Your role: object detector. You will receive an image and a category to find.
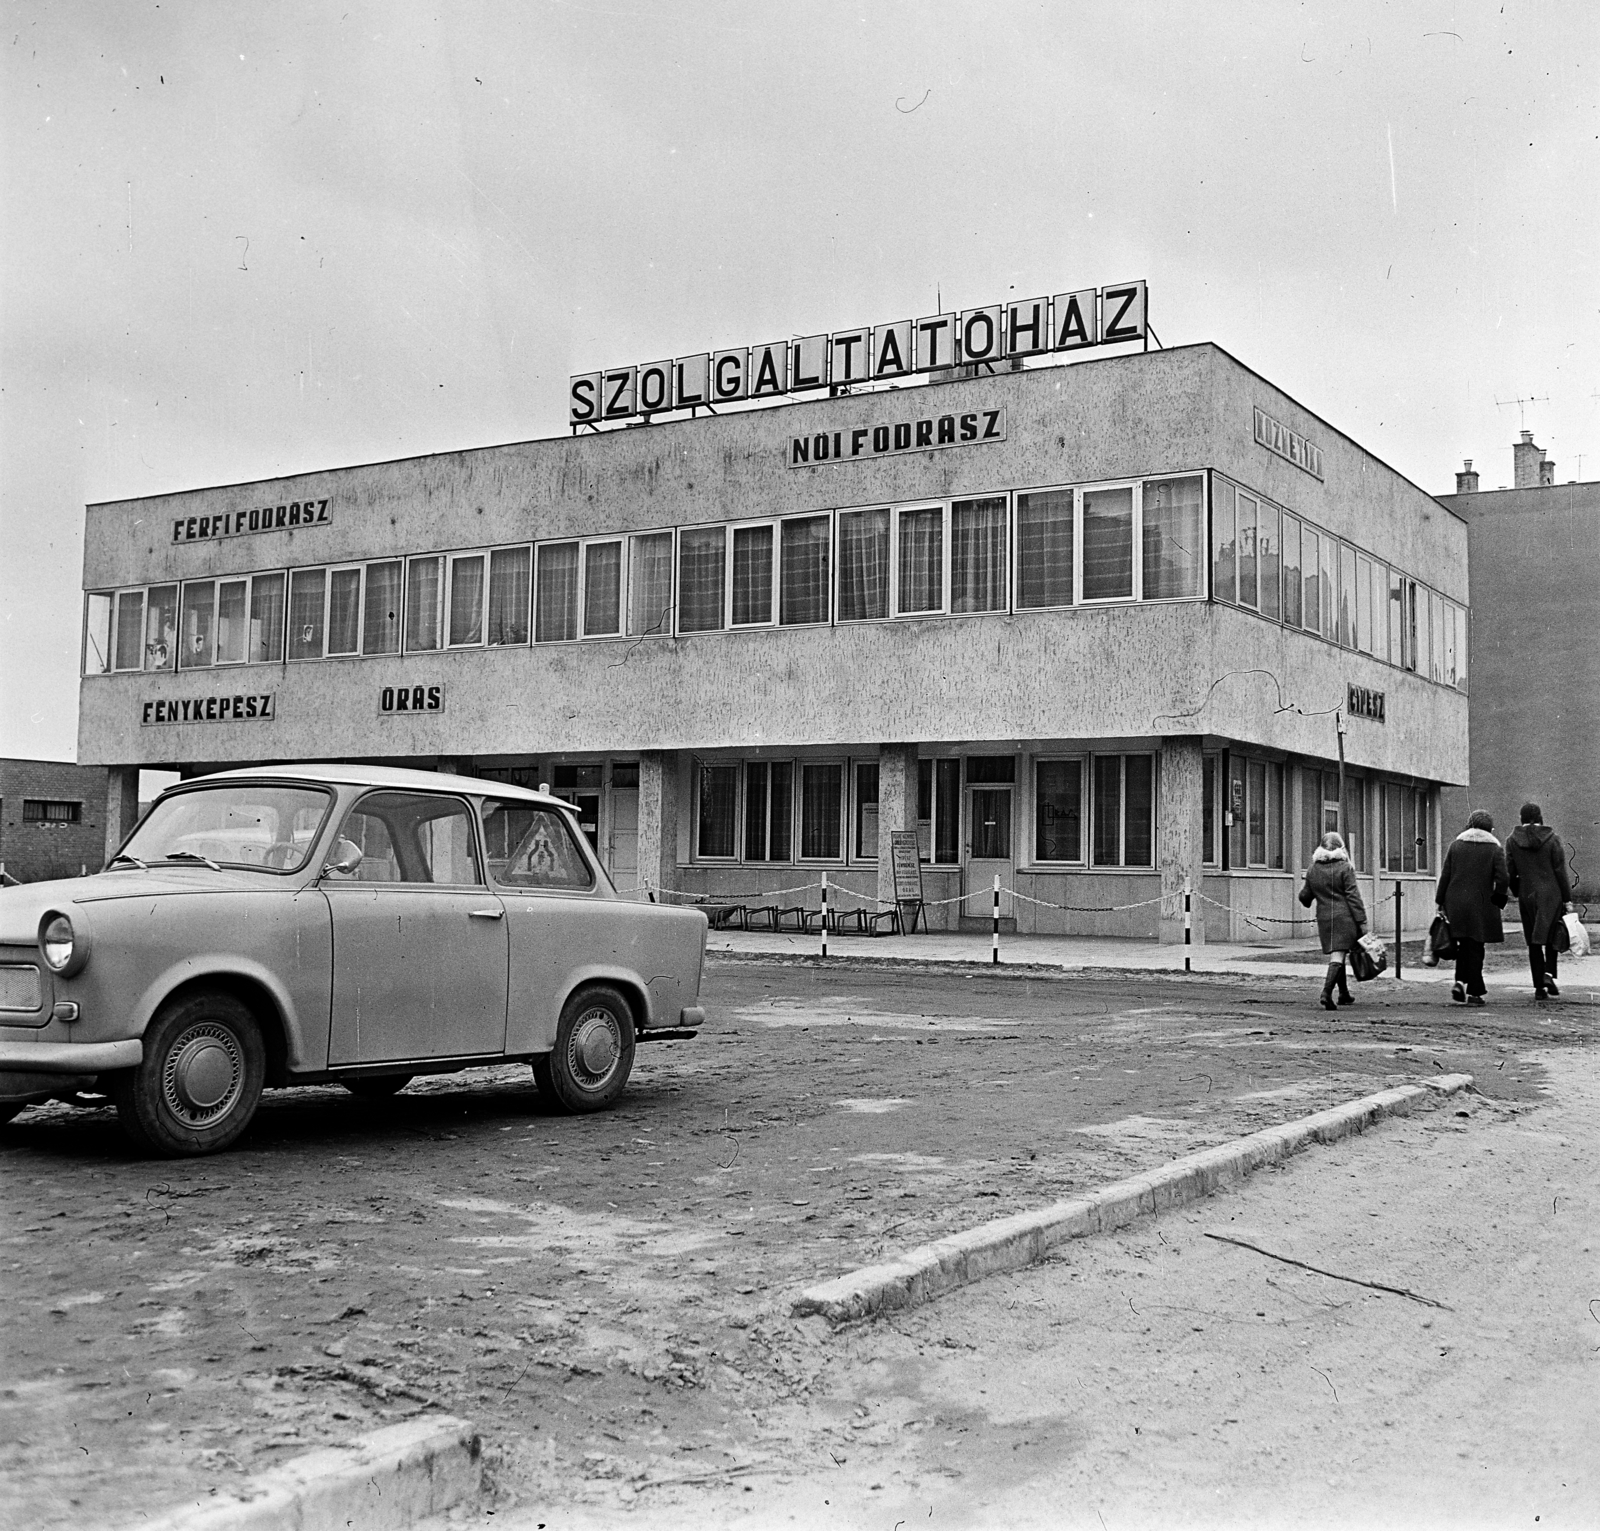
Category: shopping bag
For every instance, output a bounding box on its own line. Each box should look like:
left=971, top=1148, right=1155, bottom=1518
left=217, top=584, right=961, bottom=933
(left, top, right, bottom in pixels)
left=1426, top=914, right=1455, bottom=965
left=1563, top=911, right=1591, bottom=959
left=1350, top=932, right=1388, bottom=982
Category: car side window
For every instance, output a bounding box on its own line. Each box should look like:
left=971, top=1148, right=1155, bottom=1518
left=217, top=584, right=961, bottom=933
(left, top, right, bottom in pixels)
left=334, top=792, right=484, bottom=885
left=481, top=801, right=595, bottom=891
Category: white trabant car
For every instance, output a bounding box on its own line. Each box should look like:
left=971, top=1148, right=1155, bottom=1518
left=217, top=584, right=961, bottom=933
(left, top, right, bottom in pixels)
left=0, top=764, right=707, bottom=1156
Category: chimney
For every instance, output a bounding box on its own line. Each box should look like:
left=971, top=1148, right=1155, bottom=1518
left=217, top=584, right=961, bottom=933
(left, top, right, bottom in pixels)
left=1513, top=429, right=1545, bottom=489
left=1538, top=456, right=1556, bottom=487
left=1455, top=459, right=1479, bottom=494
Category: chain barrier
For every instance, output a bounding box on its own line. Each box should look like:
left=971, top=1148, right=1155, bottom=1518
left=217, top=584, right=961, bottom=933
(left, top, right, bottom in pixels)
left=1191, top=888, right=1318, bottom=932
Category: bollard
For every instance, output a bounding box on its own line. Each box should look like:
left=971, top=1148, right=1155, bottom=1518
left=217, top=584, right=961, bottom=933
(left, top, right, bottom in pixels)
left=992, top=874, right=1001, bottom=965
left=1184, top=882, right=1193, bottom=973
left=820, top=870, right=829, bottom=960
left=1393, top=879, right=1403, bottom=981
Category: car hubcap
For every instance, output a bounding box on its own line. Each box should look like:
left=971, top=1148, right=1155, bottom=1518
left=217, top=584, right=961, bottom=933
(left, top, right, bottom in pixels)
left=570, top=1008, right=620, bottom=1087
left=162, top=1023, right=244, bottom=1127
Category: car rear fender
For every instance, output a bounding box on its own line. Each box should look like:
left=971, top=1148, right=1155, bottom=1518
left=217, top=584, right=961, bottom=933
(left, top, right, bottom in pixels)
left=549, top=966, right=660, bottom=1044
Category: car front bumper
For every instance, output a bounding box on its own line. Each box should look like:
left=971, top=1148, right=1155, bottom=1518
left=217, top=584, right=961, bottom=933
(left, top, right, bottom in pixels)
left=0, top=1038, right=143, bottom=1075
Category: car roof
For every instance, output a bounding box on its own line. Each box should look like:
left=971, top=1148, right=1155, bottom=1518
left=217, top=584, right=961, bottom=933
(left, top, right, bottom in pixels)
left=170, top=762, right=569, bottom=810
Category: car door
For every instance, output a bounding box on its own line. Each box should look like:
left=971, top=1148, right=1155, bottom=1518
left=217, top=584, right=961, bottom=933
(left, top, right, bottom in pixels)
left=323, top=789, right=508, bottom=1065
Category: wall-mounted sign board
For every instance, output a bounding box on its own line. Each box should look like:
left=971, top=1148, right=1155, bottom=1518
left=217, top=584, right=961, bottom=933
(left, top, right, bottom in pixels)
left=172, top=500, right=332, bottom=543
left=142, top=693, right=276, bottom=725
left=1347, top=684, right=1386, bottom=722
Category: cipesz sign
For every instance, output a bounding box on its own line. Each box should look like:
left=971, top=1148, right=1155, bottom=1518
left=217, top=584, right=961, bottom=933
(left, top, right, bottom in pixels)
left=1346, top=684, right=1386, bottom=723
left=571, top=281, right=1147, bottom=427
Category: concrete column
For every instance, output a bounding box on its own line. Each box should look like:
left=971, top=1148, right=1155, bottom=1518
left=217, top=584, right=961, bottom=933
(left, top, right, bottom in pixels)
left=637, top=750, right=681, bottom=898
left=875, top=744, right=920, bottom=911
left=104, top=766, right=141, bottom=868
left=1158, top=738, right=1205, bottom=945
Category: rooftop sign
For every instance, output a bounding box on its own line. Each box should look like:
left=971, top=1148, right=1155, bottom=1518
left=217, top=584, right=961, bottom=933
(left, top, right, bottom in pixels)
left=570, top=281, right=1147, bottom=428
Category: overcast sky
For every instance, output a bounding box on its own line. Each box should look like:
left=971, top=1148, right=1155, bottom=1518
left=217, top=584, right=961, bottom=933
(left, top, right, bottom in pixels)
left=3, top=0, right=1596, bottom=760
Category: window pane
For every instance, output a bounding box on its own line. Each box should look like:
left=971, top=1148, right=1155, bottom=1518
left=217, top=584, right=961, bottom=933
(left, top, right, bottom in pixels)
left=1258, top=501, right=1281, bottom=619
left=1016, top=489, right=1073, bottom=608
left=1227, top=755, right=1246, bottom=868
left=288, top=569, right=326, bottom=660
left=1212, top=478, right=1237, bottom=604
left=1081, top=486, right=1133, bottom=600
left=1269, top=762, right=1284, bottom=869
left=1247, top=759, right=1267, bottom=864
left=950, top=496, right=1007, bottom=613
left=838, top=508, right=889, bottom=620
left=179, top=581, right=215, bottom=668
left=1092, top=756, right=1122, bottom=866
left=779, top=516, right=830, bottom=625
left=769, top=760, right=793, bottom=861
left=482, top=802, right=594, bottom=890
left=1319, top=534, right=1337, bottom=639
left=249, top=573, right=285, bottom=663
left=897, top=505, right=943, bottom=613
left=449, top=555, right=485, bottom=646
left=731, top=524, right=774, bottom=626
left=1355, top=555, right=1373, bottom=653
left=84, top=592, right=113, bottom=674
left=145, top=584, right=178, bottom=670
left=1432, top=595, right=1446, bottom=683
left=1123, top=755, right=1154, bottom=867
left=800, top=763, right=842, bottom=859
left=744, top=762, right=769, bottom=861
left=696, top=764, right=737, bottom=858
left=1302, top=528, right=1321, bottom=634
left=1236, top=494, right=1259, bottom=608
left=1035, top=759, right=1082, bottom=862
left=327, top=568, right=361, bottom=655
left=536, top=542, right=580, bottom=642
left=1142, top=476, right=1203, bottom=600
left=406, top=557, right=443, bottom=651
left=362, top=561, right=402, bottom=654
left=1280, top=516, right=1302, bottom=626
left=1202, top=754, right=1217, bottom=865
left=1338, top=544, right=1357, bottom=647
left=583, top=541, right=622, bottom=636
left=1415, top=789, right=1431, bottom=871
left=970, top=787, right=1010, bottom=858
left=626, top=532, right=673, bottom=637
left=114, top=589, right=146, bottom=670
left=216, top=579, right=248, bottom=664
left=855, top=762, right=879, bottom=858
left=337, top=792, right=482, bottom=885
left=678, top=527, right=726, bottom=633
left=934, top=758, right=960, bottom=863
left=1456, top=605, right=1468, bottom=689
left=488, top=547, right=531, bottom=645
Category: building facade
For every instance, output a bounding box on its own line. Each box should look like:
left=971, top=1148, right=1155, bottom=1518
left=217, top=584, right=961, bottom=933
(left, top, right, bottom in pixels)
left=1438, top=433, right=1598, bottom=901
left=0, top=759, right=112, bottom=883
left=77, top=342, right=1468, bottom=941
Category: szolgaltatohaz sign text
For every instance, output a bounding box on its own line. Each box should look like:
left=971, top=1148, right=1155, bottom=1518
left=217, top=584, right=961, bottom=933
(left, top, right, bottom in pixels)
left=789, top=408, right=1005, bottom=468
left=570, top=281, right=1147, bottom=426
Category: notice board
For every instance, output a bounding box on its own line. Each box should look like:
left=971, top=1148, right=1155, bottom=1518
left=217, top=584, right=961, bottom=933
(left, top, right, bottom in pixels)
left=888, top=830, right=924, bottom=906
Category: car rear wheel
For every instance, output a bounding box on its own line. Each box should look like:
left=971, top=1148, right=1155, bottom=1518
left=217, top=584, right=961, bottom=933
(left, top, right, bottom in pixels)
left=111, top=991, right=265, bottom=1157
left=342, top=1074, right=413, bottom=1099
left=532, top=985, right=635, bottom=1114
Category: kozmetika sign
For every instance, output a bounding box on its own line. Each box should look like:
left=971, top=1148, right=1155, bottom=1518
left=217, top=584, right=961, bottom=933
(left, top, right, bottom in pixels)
left=1253, top=407, right=1324, bottom=481
left=571, top=281, right=1147, bottom=426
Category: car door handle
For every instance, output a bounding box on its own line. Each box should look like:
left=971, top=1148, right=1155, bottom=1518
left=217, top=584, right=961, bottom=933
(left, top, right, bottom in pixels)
left=467, top=908, right=504, bottom=920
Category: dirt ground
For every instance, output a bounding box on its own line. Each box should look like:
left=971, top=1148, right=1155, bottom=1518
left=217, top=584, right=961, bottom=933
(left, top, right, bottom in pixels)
left=1, top=956, right=1594, bottom=1529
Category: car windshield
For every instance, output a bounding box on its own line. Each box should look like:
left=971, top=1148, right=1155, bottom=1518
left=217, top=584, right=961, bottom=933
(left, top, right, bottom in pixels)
left=121, top=783, right=334, bottom=873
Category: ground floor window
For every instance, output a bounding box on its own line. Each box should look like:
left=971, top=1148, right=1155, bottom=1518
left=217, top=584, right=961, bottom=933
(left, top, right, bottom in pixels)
left=696, top=762, right=738, bottom=858
left=743, top=761, right=793, bottom=862
left=1227, top=755, right=1284, bottom=869
left=22, top=799, right=82, bottom=825
left=1035, top=758, right=1084, bottom=863
left=1299, top=767, right=1366, bottom=872
left=799, top=763, right=843, bottom=860
left=917, top=758, right=960, bottom=863
left=1202, top=754, right=1218, bottom=866
left=1381, top=783, right=1432, bottom=873
left=1091, top=754, right=1154, bottom=867
left=854, top=763, right=879, bottom=859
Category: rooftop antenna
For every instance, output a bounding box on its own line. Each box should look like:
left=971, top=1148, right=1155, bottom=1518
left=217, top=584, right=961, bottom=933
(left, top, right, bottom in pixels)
left=1493, top=394, right=1548, bottom=431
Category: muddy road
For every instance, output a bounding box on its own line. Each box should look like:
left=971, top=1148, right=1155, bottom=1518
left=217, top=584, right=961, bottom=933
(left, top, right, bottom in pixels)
left=2, top=958, right=1592, bottom=1526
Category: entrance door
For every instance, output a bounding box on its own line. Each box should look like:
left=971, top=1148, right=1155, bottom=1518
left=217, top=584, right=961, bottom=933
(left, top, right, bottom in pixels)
left=964, top=786, right=1014, bottom=917
left=607, top=782, right=639, bottom=891
left=551, top=764, right=603, bottom=854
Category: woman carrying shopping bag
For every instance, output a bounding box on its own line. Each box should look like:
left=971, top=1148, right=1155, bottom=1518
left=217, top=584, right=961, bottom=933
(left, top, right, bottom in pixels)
left=1298, top=831, right=1366, bottom=1011
left=1505, top=802, right=1574, bottom=999
left=1435, top=809, right=1510, bottom=1006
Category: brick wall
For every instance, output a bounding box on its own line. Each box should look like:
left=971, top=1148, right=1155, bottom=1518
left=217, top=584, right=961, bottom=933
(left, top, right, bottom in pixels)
left=0, top=759, right=110, bottom=883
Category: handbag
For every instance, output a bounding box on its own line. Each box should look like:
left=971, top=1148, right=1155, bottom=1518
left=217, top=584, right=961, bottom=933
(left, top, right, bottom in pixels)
left=1563, top=911, right=1591, bottom=959
left=1350, top=931, right=1388, bottom=982
left=1427, top=913, right=1455, bottom=963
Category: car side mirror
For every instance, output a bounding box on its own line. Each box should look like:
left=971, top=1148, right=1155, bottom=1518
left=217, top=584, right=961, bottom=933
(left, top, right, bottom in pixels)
left=321, top=838, right=364, bottom=878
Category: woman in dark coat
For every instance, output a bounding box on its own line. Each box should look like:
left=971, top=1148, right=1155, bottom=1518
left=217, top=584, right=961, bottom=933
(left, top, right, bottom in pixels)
left=1505, top=802, right=1573, bottom=999
left=1298, top=831, right=1366, bottom=1011
left=1435, top=809, right=1509, bottom=1006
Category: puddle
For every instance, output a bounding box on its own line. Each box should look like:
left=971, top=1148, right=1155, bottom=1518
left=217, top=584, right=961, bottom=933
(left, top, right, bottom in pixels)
left=833, top=1098, right=912, bottom=1114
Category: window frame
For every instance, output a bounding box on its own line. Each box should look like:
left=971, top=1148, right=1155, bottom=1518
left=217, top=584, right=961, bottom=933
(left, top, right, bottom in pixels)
left=891, top=500, right=951, bottom=618
left=727, top=519, right=779, bottom=630
left=1090, top=752, right=1156, bottom=869
left=797, top=758, right=846, bottom=863
left=1031, top=755, right=1087, bottom=866
left=777, top=511, right=833, bottom=627
left=447, top=550, right=489, bottom=649
left=1013, top=485, right=1076, bottom=612
left=404, top=554, right=446, bottom=653
left=835, top=505, right=892, bottom=624
left=324, top=562, right=367, bottom=659
left=1140, top=472, right=1209, bottom=604
left=1078, top=479, right=1142, bottom=605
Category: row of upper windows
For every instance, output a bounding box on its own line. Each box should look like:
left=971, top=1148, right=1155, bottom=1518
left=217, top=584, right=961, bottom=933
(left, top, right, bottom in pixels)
left=80, top=472, right=1463, bottom=686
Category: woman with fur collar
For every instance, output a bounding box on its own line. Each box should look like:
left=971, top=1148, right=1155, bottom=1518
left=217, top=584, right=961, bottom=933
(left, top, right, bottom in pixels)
left=1505, top=802, right=1573, bottom=999
left=1435, top=809, right=1509, bottom=1005
left=1297, top=831, right=1366, bottom=1011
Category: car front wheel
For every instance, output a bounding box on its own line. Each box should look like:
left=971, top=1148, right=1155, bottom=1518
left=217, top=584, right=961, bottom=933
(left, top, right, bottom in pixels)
left=532, top=985, right=635, bottom=1114
left=112, top=991, right=266, bottom=1157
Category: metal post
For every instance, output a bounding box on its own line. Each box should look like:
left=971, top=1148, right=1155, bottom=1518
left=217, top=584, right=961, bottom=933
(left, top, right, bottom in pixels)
left=1335, top=711, right=1347, bottom=839
left=820, top=870, right=829, bottom=960
left=1184, top=882, right=1193, bottom=974
left=992, top=874, right=1001, bottom=966
left=1393, top=879, right=1403, bottom=981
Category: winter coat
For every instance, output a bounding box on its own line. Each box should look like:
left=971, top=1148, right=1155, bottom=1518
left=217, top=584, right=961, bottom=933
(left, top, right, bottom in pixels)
left=1435, top=828, right=1509, bottom=944
left=1505, top=824, right=1572, bottom=946
left=1298, top=846, right=1366, bottom=953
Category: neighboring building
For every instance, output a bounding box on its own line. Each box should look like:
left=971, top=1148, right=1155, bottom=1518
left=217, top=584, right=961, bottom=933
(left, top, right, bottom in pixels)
left=75, top=338, right=1469, bottom=942
left=1437, top=432, right=1599, bottom=902
left=0, top=759, right=111, bottom=883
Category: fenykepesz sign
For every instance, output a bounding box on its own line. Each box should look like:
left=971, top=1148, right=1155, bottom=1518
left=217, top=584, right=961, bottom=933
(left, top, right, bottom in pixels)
left=571, top=281, right=1147, bottom=427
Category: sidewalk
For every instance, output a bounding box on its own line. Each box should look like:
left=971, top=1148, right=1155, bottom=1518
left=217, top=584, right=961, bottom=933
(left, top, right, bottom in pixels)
left=707, top=925, right=1600, bottom=997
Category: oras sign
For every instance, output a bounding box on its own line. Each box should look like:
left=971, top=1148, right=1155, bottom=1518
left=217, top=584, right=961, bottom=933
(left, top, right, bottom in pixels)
left=570, top=281, right=1147, bottom=426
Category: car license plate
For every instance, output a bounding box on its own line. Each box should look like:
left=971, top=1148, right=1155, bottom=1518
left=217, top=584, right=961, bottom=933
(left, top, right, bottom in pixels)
left=0, top=964, right=42, bottom=1012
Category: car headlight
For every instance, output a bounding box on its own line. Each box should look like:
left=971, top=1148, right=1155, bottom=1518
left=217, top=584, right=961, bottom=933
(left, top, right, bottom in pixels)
left=39, top=910, right=90, bottom=977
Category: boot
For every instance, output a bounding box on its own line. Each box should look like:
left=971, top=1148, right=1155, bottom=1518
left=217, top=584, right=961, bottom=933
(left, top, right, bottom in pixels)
left=1336, top=968, right=1355, bottom=1005
left=1319, top=964, right=1339, bottom=1011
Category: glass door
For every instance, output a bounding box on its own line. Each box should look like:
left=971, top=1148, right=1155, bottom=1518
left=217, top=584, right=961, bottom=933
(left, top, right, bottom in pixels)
left=964, top=786, right=1014, bottom=917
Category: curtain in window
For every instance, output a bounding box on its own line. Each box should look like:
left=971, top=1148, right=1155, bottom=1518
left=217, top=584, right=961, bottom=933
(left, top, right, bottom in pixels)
left=1123, top=755, right=1154, bottom=867
left=837, top=509, right=889, bottom=620
left=1081, top=488, right=1133, bottom=600
left=249, top=573, right=285, bottom=662
left=179, top=582, right=215, bottom=668
left=678, top=527, right=726, bottom=633
left=767, top=761, right=793, bottom=861
left=1092, top=756, right=1122, bottom=866
left=800, top=763, right=842, bottom=859
left=896, top=506, right=942, bottom=613
left=1269, top=762, right=1284, bottom=869
left=487, top=547, right=530, bottom=645
left=449, top=556, right=485, bottom=645
left=696, top=764, right=737, bottom=858
left=407, top=557, right=443, bottom=651
left=731, top=525, right=773, bottom=625
left=1247, top=759, right=1267, bottom=864
left=1142, top=477, right=1203, bottom=600
left=216, top=579, right=248, bottom=664
left=583, top=542, right=623, bottom=636
left=536, top=543, right=579, bottom=642
left=780, top=516, right=830, bottom=624
left=744, top=763, right=770, bottom=860
left=1016, top=489, right=1073, bottom=608
left=1035, top=760, right=1082, bottom=862
left=363, top=562, right=402, bottom=654
left=1202, top=754, right=1217, bottom=865
left=327, top=569, right=361, bottom=655
left=951, top=497, right=1006, bottom=613
left=627, top=532, right=673, bottom=637
left=114, top=590, right=145, bottom=671
left=288, top=569, right=325, bottom=660
left=1212, top=478, right=1237, bottom=604
left=145, top=584, right=178, bottom=671
left=855, top=763, right=880, bottom=859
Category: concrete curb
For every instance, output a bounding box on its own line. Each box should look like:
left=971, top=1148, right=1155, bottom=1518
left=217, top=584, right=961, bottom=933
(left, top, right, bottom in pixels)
left=127, top=1415, right=481, bottom=1531
left=792, top=1073, right=1474, bottom=1325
